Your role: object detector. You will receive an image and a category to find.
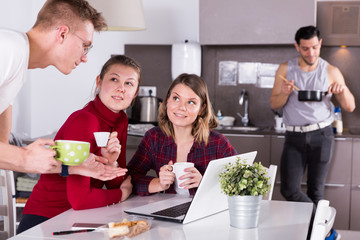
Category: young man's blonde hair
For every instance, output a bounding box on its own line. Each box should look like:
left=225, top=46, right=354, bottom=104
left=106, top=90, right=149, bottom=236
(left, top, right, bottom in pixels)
left=158, top=73, right=218, bottom=145
left=33, top=0, right=107, bottom=32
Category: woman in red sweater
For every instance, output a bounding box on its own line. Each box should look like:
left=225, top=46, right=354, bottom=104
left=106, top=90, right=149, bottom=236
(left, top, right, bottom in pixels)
left=18, top=55, right=141, bottom=233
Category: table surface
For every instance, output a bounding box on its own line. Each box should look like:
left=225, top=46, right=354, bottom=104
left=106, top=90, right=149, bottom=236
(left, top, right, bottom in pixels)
left=10, top=194, right=313, bottom=240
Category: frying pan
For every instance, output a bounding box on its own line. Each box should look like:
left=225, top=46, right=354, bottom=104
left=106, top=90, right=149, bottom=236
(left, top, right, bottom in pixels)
left=279, top=75, right=328, bottom=102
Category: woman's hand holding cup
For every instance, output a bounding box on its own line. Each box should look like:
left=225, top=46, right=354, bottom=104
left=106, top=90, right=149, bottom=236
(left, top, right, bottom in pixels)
left=158, top=160, right=175, bottom=191
left=98, top=132, right=121, bottom=167
left=178, top=165, right=202, bottom=189
left=172, top=162, right=198, bottom=191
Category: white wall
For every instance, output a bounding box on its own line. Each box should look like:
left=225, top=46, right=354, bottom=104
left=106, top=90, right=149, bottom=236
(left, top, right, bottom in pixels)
left=0, top=0, right=199, bottom=139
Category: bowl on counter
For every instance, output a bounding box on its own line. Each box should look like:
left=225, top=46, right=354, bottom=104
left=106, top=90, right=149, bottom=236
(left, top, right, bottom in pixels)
left=218, top=116, right=235, bottom=127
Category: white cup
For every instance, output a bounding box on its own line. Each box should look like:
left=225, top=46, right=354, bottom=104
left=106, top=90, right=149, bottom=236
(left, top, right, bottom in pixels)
left=93, top=132, right=110, bottom=147
left=274, top=116, right=285, bottom=131
left=172, top=162, right=194, bottom=190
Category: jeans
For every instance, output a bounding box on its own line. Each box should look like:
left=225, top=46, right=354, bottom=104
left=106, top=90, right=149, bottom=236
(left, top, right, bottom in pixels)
left=17, top=214, right=49, bottom=234
left=280, top=125, right=334, bottom=240
left=280, top=125, right=334, bottom=204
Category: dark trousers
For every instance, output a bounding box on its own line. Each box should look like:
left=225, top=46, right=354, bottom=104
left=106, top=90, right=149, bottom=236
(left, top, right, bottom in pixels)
left=17, top=214, right=49, bottom=234
left=280, top=125, right=334, bottom=239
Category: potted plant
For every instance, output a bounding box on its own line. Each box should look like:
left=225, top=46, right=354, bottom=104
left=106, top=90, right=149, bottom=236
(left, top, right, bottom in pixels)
left=219, top=158, right=270, bottom=229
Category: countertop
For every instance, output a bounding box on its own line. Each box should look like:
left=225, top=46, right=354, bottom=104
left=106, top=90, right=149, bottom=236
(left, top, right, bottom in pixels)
left=216, top=127, right=360, bottom=138
left=128, top=126, right=360, bottom=139
left=22, top=125, right=360, bottom=146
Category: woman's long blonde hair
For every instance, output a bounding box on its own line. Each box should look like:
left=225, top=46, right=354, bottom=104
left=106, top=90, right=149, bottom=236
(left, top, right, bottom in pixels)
left=158, top=73, right=218, bottom=145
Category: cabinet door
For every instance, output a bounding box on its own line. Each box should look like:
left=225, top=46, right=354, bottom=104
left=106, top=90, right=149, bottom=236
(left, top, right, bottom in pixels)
left=351, top=139, right=360, bottom=230
left=224, top=134, right=270, bottom=167
left=270, top=135, right=285, bottom=201
left=327, top=138, right=352, bottom=184
left=200, top=0, right=316, bottom=44
left=326, top=138, right=352, bottom=230
left=126, top=135, right=142, bottom=164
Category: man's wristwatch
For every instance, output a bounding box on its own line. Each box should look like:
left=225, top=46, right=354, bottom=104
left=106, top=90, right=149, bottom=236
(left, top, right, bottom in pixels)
left=60, top=165, right=69, bottom=177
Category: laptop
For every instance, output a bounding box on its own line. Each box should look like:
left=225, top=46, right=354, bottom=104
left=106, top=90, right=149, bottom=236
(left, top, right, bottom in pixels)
left=124, top=151, right=257, bottom=224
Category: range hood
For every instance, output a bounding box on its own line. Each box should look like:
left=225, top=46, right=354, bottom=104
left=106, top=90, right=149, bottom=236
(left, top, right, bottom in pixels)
left=317, top=1, right=360, bottom=46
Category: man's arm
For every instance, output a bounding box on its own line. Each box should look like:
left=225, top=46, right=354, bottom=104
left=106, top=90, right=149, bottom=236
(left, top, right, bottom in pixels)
left=328, top=65, right=356, bottom=112
left=0, top=105, right=61, bottom=172
left=270, top=63, right=293, bottom=110
left=0, top=139, right=61, bottom=173
left=0, top=140, right=125, bottom=181
left=0, top=105, right=12, bottom=143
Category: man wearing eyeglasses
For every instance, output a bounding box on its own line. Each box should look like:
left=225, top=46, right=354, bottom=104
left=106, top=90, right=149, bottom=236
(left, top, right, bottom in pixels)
left=0, top=0, right=124, bottom=181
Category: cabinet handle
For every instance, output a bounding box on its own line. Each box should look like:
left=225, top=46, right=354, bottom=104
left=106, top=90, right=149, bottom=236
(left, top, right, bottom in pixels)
left=225, top=134, right=265, bottom=138
left=299, top=183, right=345, bottom=188
left=324, top=183, right=345, bottom=187
left=334, top=138, right=349, bottom=141
left=276, top=182, right=345, bottom=188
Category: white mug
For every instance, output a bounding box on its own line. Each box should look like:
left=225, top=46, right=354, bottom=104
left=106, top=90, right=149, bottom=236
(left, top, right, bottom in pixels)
left=93, top=132, right=110, bottom=147
left=172, top=162, right=194, bottom=193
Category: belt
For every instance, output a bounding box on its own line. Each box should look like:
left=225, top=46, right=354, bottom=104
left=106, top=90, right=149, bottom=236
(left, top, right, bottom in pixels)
left=285, top=121, right=333, bottom=133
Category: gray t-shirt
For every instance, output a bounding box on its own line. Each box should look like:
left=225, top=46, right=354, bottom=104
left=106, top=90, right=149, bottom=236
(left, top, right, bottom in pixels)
left=283, top=57, right=334, bottom=126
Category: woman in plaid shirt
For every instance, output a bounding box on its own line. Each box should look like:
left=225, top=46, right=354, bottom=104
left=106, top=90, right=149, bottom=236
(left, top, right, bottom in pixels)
left=128, top=73, right=237, bottom=196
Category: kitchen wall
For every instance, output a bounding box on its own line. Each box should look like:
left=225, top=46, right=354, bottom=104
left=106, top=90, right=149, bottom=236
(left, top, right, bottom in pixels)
left=125, top=44, right=360, bottom=129
left=2, top=0, right=359, bottom=138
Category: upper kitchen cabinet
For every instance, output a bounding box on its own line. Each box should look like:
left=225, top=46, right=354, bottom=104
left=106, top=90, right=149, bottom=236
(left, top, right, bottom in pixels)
left=199, top=0, right=316, bottom=45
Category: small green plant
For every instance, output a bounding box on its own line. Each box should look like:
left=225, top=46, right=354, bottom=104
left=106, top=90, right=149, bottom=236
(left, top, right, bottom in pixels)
left=219, top=158, right=270, bottom=196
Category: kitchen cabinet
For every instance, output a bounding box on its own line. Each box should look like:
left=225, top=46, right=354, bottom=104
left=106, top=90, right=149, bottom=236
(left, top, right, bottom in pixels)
left=270, top=135, right=352, bottom=230
left=350, top=138, right=360, bottom=230
left=126, top=135, right=157, bottom=177
left=199, top=0, right=316, bottom=45
left=126, top=135, right=142, bottom=164
left=224, top=134, right=271, bottom=167
left=270, top=135, right=285, bottom=201
left=324, top=137, right=352, bottom=230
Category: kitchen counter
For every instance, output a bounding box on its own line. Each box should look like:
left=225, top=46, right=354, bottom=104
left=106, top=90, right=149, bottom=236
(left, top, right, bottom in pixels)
left=215, top=126, right=360, bottom=139
left=128, top=127, right=360, bottom=139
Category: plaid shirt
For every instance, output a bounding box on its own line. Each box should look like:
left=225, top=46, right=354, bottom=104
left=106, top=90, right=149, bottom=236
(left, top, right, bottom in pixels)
left=127, top=127, right=237, bottom=196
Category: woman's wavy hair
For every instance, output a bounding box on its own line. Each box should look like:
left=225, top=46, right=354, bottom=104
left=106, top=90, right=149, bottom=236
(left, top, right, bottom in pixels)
left=158, top=73, right=218, bottom=145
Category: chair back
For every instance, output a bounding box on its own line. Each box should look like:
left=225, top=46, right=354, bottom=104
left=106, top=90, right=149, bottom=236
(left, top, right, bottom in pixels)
left=310, top=199, right=336, bottom=240
left=263, top=165, right=277, bottom=200
left=0, top=170, right=16, bottom=238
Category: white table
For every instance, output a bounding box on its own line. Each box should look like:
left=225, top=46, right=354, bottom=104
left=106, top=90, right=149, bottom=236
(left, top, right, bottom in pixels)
left=10, top=194, right=313, bottom=240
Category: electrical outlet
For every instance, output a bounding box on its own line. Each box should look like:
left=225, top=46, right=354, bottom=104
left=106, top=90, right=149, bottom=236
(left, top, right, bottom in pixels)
left=139, top=86, right=157, bottom=97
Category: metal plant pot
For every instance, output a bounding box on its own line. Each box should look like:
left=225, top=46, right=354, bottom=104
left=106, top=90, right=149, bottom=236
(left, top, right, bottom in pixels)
left=227, top=195, right=262, bottom=229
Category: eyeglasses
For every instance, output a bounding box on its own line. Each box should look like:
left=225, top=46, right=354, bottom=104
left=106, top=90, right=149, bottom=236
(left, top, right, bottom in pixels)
left=72, top=32, right=93, bottom=56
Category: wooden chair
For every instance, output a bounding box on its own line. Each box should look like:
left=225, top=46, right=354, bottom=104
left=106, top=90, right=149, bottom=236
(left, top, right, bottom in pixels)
left=310, top=199, right=336, bottom=240
left=263, top=165, right=277, bottom=200
left=0, top=170, right=16, bottom=239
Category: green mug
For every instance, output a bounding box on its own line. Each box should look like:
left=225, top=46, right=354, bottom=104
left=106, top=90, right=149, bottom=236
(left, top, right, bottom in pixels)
left=52, top=140, right=90, bottom=166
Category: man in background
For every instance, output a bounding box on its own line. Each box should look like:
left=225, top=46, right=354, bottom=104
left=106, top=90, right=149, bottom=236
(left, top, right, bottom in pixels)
left=0, top=0, right=123, bottom=180
left=270, top=25, right=355, bottom=240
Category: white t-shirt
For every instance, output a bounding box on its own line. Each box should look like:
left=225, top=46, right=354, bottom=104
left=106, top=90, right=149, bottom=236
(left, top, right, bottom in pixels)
left=0, top=29, right=29, bottom=114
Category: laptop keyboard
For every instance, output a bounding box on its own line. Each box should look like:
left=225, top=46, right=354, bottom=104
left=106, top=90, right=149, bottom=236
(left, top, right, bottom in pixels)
left=151, top=201, right=191, bottom=218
